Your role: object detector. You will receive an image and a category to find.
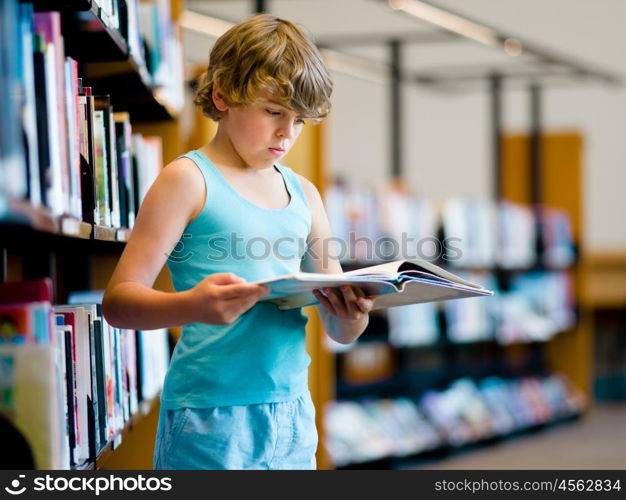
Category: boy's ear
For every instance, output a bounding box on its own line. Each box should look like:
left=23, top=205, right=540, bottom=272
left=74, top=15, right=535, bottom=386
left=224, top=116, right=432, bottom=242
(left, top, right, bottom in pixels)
left=212, top=87, right=229, bottom=112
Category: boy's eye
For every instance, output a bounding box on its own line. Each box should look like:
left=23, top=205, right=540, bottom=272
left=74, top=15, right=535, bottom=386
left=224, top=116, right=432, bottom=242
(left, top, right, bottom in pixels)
left=266, top=108, right=305, bottom=124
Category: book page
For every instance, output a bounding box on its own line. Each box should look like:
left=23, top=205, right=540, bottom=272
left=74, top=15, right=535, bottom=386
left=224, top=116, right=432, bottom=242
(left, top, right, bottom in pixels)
left=342, top=260, right=403, bottom=278
left=342, top=258, right=485, bottom=290
left=398, top=260, right=485, bottom=289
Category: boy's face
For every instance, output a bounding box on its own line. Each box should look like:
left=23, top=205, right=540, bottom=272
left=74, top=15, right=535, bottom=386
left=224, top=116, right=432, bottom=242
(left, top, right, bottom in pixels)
left=221, top=94, right=305, bottom=169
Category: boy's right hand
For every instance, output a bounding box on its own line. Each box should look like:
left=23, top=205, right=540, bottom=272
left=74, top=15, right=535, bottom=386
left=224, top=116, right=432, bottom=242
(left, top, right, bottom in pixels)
left=189, top=272, right=270, bottom=325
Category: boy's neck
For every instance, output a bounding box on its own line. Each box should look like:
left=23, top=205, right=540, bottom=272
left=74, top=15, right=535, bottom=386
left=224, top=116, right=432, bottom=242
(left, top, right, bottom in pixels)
left=201, top=127, right=273, bottom=174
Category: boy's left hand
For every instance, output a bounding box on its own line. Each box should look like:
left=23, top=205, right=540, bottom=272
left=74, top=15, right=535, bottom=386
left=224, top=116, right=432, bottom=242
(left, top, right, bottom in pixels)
left=312, top=286, right=377, bottom=320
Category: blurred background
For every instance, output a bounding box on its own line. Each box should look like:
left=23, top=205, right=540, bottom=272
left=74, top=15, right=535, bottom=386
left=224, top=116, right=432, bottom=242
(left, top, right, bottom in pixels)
left=1, top=0, right=625, bottom=470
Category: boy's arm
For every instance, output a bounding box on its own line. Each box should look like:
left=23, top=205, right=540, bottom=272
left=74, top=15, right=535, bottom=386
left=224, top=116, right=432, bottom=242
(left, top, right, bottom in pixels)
left=297, top=174, right=375, bottom=344
left=102, top=158, right=267, bottom=330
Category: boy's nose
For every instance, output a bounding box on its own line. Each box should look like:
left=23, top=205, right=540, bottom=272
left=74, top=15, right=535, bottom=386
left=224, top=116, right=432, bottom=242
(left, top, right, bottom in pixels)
left=277, top=125, right=295, bottom=140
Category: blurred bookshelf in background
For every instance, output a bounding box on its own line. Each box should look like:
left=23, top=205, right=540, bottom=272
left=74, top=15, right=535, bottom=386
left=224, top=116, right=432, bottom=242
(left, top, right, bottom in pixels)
left=322, top=182, right=586, bottom=469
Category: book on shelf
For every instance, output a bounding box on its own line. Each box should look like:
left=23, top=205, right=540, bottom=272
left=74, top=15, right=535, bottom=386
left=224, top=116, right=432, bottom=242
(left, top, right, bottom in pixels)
left=0, top=279, right=171, bottom=469
left=0, top=0, right=27, bottom=200
left=255, top=258, right=494, bottom=310
left=444, top=272, right=496, bottom=343
left=1, top=1, right=174, bottom=231
left=496, top=271, right=575, bottom=344
left=325, top=373, right=585, bottom=467
left=387, top=302, right=439, bottom=347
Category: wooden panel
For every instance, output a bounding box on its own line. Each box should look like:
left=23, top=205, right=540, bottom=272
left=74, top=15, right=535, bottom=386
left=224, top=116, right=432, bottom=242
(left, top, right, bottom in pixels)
left=503, top=131, right=590, bottom=396
left=186, top=107, right=217, bottom=152
left=170, top=0, right=185, bottom=20
left=502, top=132, right=582, bottom=240
left=545, top=312, right=594, bottom=398
left=283, top=122, right=326, bottom=189
left=501, top=135, right=530, bottom=205
left=542, top=134, right=583, bottom=241
left=131, top=120, right=185, bottom=165
left=186, top=65, right=218, bottom=151
left=581, top=251, right=626, bottom=308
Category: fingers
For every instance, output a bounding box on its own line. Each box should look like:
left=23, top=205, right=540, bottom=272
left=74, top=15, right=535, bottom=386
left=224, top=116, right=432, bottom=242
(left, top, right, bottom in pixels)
left=314, top=286, right=377, bottom=318
left=313, top=289, right=337, bottom=315
left=218, top=283, right=268, bottom=300
left=313, top=287, right=349, bottom=317
left=356, top=296, right=376, bottom=313
left=221, top=285, right=270, bottom=319
left=324, top=287, right=348, bottom=316
left=339, top=286, right=361, bottom=316
left=224, top=293, right=262, bottom=317
left=208, top=272, right=246, bottom=285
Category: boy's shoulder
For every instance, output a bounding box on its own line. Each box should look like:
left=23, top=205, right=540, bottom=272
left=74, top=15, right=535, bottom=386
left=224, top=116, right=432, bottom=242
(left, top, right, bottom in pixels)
left=155, top=155, right=207, bottom=217
left=160, top=155, right=206, bottom=185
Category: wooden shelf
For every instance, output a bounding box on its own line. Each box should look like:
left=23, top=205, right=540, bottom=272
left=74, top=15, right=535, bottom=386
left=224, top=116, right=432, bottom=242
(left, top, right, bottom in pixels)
left=93, top=224, right=118, bottom=242
left=83, top=60, right=179, bottom=121
left=1, top=198, right=91, bottom=240
left=60, top=217, right=93, bottom=239
left=32, top=0, right=179, bottom=121
left=116, top=228, right=132, bottom=242
left=33, top=1, right=128, bottom=62
left=93, top=395, right=160, bottom=469
left=0, top=197, right=130, bottom=250
left=581, top=251, right=626, bottom=308
left=3, top=0, right=182, bottom=472
left=2, top=197, right=59, bottom=234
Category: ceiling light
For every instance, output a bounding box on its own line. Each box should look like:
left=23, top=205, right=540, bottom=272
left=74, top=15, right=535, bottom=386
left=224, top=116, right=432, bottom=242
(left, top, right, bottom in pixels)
left=321, top=49, right=390, bottom=85
left=179, top=10, right=234, bottom=38
left=504, top=38, right=523, bottom=57
left=387, top=0, right=500, bottom=47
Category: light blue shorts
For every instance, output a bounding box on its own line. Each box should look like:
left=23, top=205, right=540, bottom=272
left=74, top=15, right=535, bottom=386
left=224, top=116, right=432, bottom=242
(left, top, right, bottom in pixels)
left=153, top=393, right=318, bottom=470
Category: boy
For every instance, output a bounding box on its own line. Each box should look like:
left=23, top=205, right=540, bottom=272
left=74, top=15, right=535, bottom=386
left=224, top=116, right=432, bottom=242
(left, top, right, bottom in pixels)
left=103, top=14, right=375, bottom=470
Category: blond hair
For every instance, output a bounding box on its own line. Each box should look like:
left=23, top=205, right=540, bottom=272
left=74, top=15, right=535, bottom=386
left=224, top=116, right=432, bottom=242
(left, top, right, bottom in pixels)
left=193, top=14, right=332, bottom=123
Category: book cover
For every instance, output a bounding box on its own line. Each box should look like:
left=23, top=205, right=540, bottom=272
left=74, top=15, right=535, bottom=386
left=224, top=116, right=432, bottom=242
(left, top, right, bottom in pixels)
left=19, top=3, right=41, bottom=207
left=32, top=34, right=51, bottom=208
left=55, top=307, right=91, bottom=465
left=34, top=11, right=70, bottom=216
left=0, top=344, right=64, bottom=469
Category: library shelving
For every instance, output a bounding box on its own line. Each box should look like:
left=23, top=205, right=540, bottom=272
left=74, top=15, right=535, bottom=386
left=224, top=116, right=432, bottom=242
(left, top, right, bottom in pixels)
left=317, top=136, right=589, bottom=468
left=1, top=0, right=333, bottom=470
left=0, top=0, right=185, bottom=470
left=31, top=0, right=182, bottom=121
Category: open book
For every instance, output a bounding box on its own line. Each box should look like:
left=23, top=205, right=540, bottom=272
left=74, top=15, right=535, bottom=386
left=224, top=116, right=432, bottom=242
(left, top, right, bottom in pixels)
left=254, top=259, right=494, bottom=310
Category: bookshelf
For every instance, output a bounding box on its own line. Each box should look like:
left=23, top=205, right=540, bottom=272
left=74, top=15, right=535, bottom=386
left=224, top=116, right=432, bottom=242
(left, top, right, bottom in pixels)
left=0, top=0, right=185, bottom=470
left=502, top=131, right=590, bottom=396
left=584, top=252, right=626, bottom=402
left=316, top=131, right=588, bottom=469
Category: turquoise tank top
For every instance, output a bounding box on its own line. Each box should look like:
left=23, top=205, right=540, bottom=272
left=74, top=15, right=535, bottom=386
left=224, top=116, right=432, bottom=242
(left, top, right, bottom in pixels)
left=160, top=150, right=312, bottom=409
